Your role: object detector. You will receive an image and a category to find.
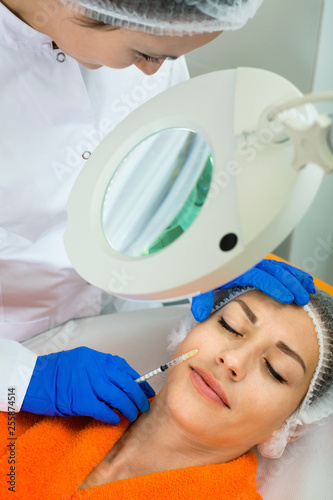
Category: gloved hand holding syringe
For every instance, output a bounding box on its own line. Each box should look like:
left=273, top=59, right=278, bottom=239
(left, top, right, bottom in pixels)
left=21, top=346, right=198, bottom=426
left=135, top=349, right=198, bottom=384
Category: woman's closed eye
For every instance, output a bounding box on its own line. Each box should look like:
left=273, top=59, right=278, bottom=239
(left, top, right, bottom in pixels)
left=218, top=316, right=243, bottom=337
left=264, top=360, right=287, bottom=384
left=218, top=316, right=287, bottom=384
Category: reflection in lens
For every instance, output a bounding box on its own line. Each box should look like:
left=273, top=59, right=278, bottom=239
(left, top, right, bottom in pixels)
left=141, top=153, right=212, bottom=255
left=102, top=128, right=213, bottom=257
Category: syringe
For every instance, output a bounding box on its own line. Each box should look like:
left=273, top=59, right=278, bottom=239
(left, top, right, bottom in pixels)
left=135, top=349, right=198, bottom=384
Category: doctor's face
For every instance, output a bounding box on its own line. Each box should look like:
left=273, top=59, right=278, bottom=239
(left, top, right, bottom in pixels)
left=52, top=25, right=220, bottom=72
left=33, top=4, right=221, bottom=73
left=165, top=291, right=319, bottom=456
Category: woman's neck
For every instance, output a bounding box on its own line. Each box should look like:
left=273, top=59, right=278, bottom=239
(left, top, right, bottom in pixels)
left=78, top=387, right=241, bottom=490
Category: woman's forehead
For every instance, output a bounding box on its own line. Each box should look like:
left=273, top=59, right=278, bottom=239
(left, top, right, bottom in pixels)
left=217, top=291, right=319, bottom=370
left=217, top=290, right=284, bottom=315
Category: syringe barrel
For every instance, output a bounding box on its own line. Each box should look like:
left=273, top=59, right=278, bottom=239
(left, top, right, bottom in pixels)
left=135, top=367, right=161, bottom=383
left=166, top=356, right=183, bottom=368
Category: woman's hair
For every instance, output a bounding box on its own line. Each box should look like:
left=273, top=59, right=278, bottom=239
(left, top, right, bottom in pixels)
left=60, top=0, right=264, bottom=35
left=167, top=285, right=333, bottom=459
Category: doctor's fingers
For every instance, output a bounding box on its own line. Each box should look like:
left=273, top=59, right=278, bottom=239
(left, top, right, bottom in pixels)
left=72, top=377, right=141, bottom=423
left=75, top=381, right=140, bottom=423
left=100, top=382, right=146, bottom=422
left=255, top=264, right=310, bottom=305
left=106, top=354, right=142, bottom=378
left=257, top=259, right=314, bottom=289
left=103, top=369, right=152, bottom=415
left=88, top=401, right=121, bottom=425
left=105, top=355, right=155, bottom=398
left=257, top=260, right=314, bottom=303
left=270, top=261, right=315, bottom=293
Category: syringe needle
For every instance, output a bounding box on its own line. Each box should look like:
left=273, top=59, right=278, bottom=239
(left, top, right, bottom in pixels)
left=135, top=349, right=198, bottom=384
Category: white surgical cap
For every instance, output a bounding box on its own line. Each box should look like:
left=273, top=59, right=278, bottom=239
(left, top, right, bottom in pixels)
left=59, top=0, right=264, bottom=35
left=167, top=285, right=333, bottom=459
left=258, top=286, right=333, bottom=458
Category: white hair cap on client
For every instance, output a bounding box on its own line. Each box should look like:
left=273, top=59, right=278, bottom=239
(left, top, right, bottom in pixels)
left=167, top=285, right=333, bottom=459
left=59, top=0, right=264, bottom=35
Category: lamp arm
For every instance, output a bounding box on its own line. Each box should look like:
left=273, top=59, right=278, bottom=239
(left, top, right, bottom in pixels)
left=328, top=121, right=333, bottom=155
left=263, top=91, right=333, bottom=174
left=267, top=91, right=333, bottom=120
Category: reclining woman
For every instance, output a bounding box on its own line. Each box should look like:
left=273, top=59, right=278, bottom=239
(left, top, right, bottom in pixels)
left=0, top=268, right=332, bottom=499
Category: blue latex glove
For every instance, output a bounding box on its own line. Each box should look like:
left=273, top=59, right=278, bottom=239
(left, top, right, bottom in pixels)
left=191, top=259, right=316, bottom=322
left=21, top=347, right=155, bottom=425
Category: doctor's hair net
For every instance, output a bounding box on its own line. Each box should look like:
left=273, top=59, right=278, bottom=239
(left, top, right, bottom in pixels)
left=59, top=0, right=264, bottom=36
left=167, top=285, right=333, bottom=459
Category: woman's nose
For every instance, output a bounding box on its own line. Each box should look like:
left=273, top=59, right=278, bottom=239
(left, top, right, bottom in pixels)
left=134, top=59, right=164, bottom=75
left=215, top=348, right=251, bottom=381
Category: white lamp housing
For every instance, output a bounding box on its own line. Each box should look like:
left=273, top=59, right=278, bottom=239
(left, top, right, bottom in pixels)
left=64, top=67, right=324, bottom=301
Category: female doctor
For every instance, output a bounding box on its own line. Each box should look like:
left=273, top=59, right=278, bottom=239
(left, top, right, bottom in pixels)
left=0, top=0, right=304, bottom=425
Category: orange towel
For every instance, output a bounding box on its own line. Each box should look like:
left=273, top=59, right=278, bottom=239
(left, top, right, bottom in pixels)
left=0, top=410, right=262, bottom=500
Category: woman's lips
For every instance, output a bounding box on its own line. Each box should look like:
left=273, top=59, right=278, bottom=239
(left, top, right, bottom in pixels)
left=190, top=367, right=230, bottom=408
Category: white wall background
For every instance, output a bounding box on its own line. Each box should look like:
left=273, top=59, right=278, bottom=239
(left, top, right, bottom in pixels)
left=185, top=0, right=333, bottom=285
left=288, top=0, right=333, bottom=285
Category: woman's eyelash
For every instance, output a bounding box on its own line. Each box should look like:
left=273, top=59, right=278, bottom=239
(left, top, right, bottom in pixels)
left=218, top=317, right=243, bottom=337
left=264, top=360, right=287, bottom=384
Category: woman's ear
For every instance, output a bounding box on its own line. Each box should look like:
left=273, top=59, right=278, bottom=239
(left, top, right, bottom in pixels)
left=287, top=435, right=299, bottom=443
left=287, top=423, right=303, bottom=443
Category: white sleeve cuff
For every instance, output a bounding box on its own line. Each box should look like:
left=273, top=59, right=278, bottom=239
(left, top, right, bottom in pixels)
left=0, top=340, right=38, bottom=412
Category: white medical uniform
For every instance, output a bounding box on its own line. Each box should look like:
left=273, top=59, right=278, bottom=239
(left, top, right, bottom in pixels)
left=0, top=3, right=189, bottom=410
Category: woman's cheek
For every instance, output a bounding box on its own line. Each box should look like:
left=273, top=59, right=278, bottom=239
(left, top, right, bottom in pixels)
left=172, top=321, right=221, bottom=365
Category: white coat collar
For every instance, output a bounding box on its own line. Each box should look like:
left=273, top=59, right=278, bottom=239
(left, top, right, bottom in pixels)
left=0, top=2, right=53, bottom=51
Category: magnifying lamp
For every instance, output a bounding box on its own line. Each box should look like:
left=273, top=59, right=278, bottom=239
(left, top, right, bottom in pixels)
left=64, top=67, right=333, bottom=301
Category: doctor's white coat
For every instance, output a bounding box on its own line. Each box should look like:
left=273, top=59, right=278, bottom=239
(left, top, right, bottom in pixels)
left=0, top=3, right=189, bottom=410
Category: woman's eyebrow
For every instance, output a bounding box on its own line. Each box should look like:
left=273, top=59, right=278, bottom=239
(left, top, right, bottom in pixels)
left=233, top=299, right=258, bottom=324
left=276, top=341, right=306, bottom=374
